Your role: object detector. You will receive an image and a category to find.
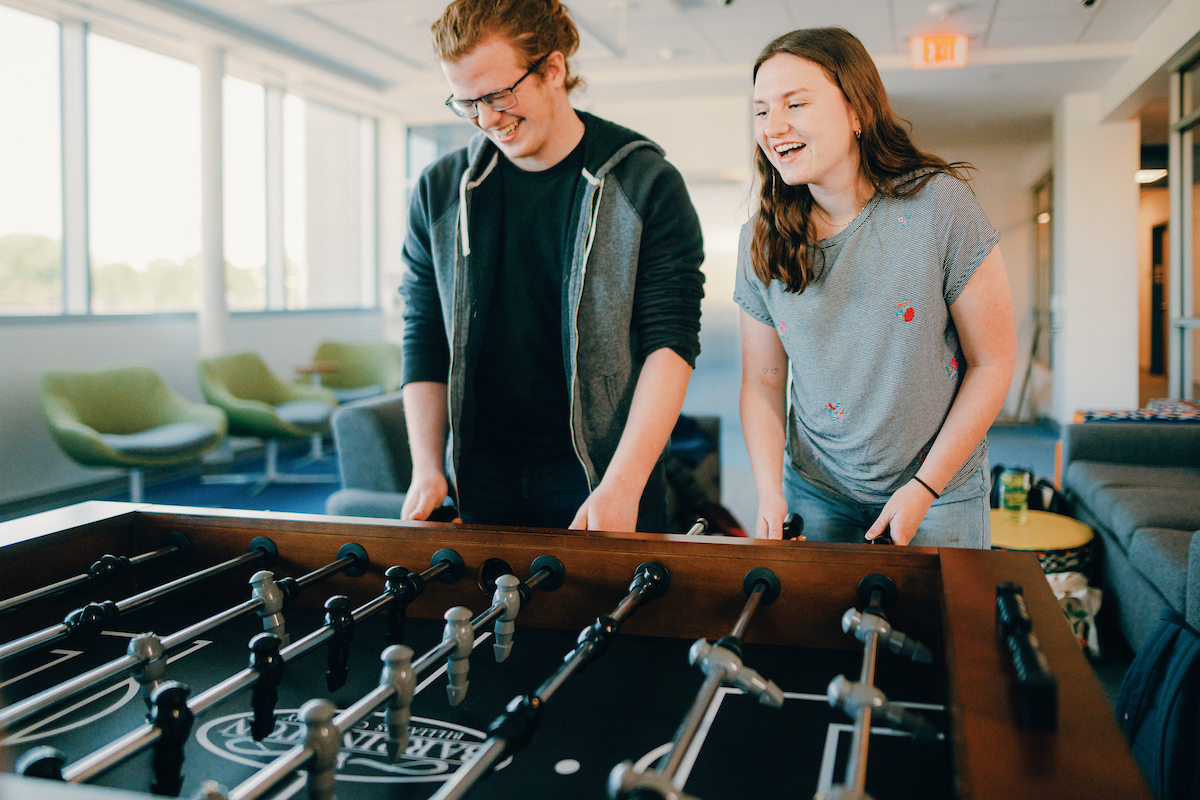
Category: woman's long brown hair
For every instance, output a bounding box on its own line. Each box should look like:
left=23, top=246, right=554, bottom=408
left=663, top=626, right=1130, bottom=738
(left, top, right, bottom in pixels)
left=751, top=27, right=972, bottom=293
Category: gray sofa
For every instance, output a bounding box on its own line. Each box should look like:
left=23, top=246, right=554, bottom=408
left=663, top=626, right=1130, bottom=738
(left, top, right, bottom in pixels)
left=325, top=391, right=722, bottom=532
left=1060, top=422, right=1200, bottom=651
left=325, top=392, right=413, bottom=519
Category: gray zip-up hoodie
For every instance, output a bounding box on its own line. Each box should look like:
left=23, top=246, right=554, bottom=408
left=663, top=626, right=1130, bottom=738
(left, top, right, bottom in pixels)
left=400, top=112, right=704, bottom=500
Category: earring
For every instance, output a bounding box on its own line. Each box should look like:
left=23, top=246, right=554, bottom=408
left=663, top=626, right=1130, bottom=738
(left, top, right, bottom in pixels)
left=854, top=129, right=861, bottom=139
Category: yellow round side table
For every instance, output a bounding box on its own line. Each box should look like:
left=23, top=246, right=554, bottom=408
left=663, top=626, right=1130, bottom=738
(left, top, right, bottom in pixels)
left=990, top=509, right=1095, bottom=574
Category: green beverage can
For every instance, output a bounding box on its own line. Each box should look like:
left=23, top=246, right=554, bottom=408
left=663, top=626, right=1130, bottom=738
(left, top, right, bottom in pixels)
left=1000, top=469, right=1030, bottom=525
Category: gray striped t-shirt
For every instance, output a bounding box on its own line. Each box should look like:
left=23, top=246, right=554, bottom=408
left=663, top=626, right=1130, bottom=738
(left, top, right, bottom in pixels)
left=734, top=171, right=1001, bottom=504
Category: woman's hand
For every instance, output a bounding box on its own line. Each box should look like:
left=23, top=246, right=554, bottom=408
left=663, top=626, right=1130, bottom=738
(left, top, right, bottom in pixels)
left=754, top=492, right=793, bottom=540
left=865, top=480, right=935, bottom=546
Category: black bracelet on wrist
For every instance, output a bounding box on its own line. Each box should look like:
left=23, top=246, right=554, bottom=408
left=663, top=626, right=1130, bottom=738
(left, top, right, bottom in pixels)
left=912, top=475, right=940, bottom=499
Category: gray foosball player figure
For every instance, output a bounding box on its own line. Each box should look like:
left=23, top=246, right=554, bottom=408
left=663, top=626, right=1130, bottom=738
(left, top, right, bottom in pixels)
left=443, top=607, right=474, bottom=706
left=301, top=699, right=339, bottom=800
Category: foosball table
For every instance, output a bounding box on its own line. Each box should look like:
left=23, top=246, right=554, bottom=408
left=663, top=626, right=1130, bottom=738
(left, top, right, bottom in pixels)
left=0, top=501, right=1150, bottom=800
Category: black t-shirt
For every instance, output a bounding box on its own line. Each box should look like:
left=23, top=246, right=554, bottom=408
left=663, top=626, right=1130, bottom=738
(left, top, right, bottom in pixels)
left=470, top=136, right=587, bottom=463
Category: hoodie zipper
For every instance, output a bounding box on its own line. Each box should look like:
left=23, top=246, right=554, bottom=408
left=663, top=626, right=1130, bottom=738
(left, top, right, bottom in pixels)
left=568, top=167, right=604, bottom=490
left=447, top=153, right=498, bottom=502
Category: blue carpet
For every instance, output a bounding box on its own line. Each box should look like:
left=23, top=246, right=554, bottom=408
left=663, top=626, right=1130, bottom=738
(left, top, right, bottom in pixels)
left=102, top=452, right=340, bottom=515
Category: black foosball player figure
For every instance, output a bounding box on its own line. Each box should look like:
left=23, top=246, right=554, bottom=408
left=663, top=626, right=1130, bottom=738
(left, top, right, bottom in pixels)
left=149, top=680, right=195, bottom=796
left=249, top=632, right=285, bottom=741
left=323, top=595, right=354, bottom=691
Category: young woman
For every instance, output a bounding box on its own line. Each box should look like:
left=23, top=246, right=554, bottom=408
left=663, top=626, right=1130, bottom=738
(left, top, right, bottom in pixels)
left=736, top=28, right=1016, bottom=547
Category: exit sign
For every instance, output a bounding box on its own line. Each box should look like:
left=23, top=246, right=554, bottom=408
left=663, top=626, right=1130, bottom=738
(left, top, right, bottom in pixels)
left=910, top=33, right=969, bottom=69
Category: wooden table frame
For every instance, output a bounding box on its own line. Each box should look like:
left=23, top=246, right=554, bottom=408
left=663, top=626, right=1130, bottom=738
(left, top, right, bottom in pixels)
left=0, top=502, right=1150, bottom=800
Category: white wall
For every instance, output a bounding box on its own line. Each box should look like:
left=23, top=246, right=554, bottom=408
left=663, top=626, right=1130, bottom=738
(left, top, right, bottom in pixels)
left=583, top=93, right=755, bottom=314
left=0, top=310, right=383, bottom=505
left=914, top=126, right=1054, bottom=420
left=1052, top=92, right=1141, bottom=423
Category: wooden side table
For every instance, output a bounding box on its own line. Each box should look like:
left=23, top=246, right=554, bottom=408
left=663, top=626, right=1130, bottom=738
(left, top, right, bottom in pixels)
left=990, top=508, right=1095, bottom=574
left=296, top=361, right=340, bottom=387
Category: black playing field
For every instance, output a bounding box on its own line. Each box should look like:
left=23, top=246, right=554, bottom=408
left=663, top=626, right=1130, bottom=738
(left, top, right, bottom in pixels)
left=1, top=590, right=952, bottom=800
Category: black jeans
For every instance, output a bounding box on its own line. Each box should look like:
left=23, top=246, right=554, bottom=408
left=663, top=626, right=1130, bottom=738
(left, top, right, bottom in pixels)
left=457, top=449, right=667, bottom=532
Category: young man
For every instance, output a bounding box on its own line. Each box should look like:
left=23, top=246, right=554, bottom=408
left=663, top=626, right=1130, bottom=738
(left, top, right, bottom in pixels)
left=398, top=0, right=704, bottom=532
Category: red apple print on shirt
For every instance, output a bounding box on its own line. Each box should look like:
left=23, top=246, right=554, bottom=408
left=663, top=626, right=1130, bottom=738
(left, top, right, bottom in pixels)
left=899, top=215, right=910, bottom=226
left=777, top=321, right=786, bottom=335
left=896, top=300, right=914, bottom=321
left=904, top=307, right=914, bottom=321
left=946, top=356, right=959, bottom=380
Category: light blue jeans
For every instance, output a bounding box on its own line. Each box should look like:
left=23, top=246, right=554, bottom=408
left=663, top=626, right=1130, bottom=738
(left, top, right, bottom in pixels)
left=782, top=460, right=991, bottom=548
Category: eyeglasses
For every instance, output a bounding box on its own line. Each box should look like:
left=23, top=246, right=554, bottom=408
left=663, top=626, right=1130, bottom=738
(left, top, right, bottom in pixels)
left=445, top=54, right=549, bottom=118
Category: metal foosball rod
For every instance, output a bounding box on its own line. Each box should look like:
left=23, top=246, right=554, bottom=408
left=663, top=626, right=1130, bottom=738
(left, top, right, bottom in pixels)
left=211, top=555, right=566, bottom=800
left=609, top=568, right=785, bottom=800
left=818, top=574, right=937, bottom=800
left=0, top=532, right=193, bottom=616
left=0, top=542, right=367, bottom=734
left=44, top=550, right=465, bottom=788
left=0, top=536, right=276, bottom=663
left=430, top=561, right=671, bottom=800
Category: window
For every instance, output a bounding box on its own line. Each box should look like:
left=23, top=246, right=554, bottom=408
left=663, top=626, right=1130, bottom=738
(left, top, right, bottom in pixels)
left=0, top=11, right=379, bottom=318
left=224, top=76, right=267, bottom=311
left=87, top=33, right=201, bottom=313
left=1167, top=51, right=1200, bottom=397
left=407, top=123, right=477, bottom=203
left=283, top=95, right=377, bottom=310
left=0, top=5, right=62, bottom=314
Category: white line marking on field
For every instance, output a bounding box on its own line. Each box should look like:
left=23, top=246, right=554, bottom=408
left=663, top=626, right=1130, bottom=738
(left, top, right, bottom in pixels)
left=414, top=633, right=492, bottom=695
left=0, top=650, right=82, bottom=689
left=2, top=678, right=141, bottom=745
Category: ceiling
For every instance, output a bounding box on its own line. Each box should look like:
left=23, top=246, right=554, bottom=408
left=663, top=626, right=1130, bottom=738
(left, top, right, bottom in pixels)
left=45, top=0, right=1180, bottom=140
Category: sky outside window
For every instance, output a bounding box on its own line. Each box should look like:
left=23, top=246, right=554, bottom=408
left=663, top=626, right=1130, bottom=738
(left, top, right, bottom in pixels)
left=224, top=75, right=267, bottom=310
left=0, top=5, right=62, bottom=314
left=88, top=33, right=200, bottom=313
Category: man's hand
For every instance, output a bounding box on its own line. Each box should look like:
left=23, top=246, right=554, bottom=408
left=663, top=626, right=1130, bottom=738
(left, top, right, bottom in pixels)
left=401, top=469, right=450, bottom=521
left=865, top=481, right=935, bottom=546
left=569, top=481, right=641, bottom=533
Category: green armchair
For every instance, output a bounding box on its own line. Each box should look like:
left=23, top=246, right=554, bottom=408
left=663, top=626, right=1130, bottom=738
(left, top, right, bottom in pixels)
left=307, top=341, right=403, bottom=403
left=197, top=351, right=339, bottom=493
left=41, top=364, right=227, bottom=502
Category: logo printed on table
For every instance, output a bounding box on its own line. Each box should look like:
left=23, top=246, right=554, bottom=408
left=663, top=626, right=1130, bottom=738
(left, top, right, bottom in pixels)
left=196, top=711, right=501, bottom=784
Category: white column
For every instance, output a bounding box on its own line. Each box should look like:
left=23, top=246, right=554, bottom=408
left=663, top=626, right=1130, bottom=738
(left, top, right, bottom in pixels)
left=199, top=46, right=228, bottom=356
left=60, top=19, right=89, bottom=315
left=1051, top=92, right=1141, bottom=423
